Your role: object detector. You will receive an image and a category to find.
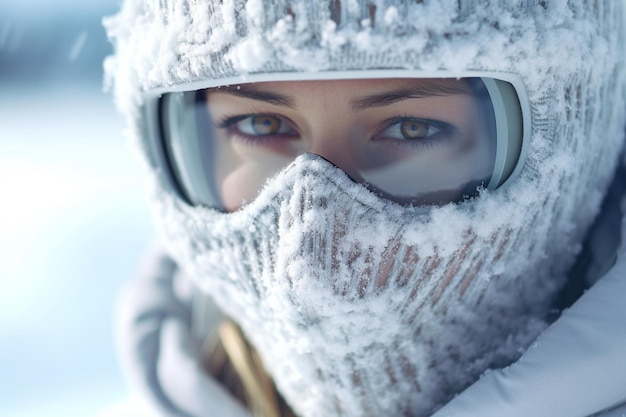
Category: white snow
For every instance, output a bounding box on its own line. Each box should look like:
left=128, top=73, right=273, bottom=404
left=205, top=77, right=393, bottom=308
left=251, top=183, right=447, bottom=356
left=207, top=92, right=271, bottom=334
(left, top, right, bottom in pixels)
left=68, top=31, right=88, bottom=62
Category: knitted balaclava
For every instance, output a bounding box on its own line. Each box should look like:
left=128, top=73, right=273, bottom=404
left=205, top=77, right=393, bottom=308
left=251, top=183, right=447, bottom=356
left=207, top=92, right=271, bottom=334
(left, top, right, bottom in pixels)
left=104, top=1, right=626, bottom=416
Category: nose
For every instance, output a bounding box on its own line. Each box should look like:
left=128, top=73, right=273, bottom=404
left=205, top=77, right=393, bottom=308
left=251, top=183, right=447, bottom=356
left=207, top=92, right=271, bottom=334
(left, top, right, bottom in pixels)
left=305, top=134, right=360, bottom=180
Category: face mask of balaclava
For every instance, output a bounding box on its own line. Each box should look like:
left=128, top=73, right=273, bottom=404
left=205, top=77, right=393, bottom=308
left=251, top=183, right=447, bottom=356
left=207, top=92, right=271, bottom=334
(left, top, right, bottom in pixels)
left=104, top=1, right=626, bottom=416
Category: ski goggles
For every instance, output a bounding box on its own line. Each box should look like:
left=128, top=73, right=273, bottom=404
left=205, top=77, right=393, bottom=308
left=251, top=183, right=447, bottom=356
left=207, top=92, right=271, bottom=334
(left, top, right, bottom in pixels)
left=143, top=70, right=529, bottom=212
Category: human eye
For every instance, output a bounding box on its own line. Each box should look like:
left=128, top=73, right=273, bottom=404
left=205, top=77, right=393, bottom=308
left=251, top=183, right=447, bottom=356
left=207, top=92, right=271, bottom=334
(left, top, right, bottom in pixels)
left=375, top=117, right=456, bottom=145
left=218, top=114, right=298, bottom=139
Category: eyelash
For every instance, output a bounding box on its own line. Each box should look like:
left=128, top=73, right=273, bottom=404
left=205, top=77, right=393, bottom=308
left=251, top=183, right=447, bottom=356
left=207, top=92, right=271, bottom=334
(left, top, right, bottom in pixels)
left=216, top=113, right=457, bottom=149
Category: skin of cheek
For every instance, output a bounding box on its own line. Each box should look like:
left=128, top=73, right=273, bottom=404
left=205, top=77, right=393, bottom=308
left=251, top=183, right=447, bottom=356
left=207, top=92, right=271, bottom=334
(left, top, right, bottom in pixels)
left=219, top=148, right=296, bottom=212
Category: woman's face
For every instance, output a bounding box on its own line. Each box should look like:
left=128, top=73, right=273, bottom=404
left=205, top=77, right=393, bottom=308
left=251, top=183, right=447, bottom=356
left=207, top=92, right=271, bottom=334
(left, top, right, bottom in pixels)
left=203, top=78, right=493, bottom=212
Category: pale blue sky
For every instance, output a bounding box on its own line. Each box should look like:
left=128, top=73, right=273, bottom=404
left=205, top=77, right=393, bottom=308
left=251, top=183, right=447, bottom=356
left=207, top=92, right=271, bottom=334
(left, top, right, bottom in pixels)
left=1, top=2, right=155, bottom=416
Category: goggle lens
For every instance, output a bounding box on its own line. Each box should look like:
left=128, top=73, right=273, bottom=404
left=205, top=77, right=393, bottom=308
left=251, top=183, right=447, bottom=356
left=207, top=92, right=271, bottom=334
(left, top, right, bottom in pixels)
left=157, top=77, right=524, bottom=211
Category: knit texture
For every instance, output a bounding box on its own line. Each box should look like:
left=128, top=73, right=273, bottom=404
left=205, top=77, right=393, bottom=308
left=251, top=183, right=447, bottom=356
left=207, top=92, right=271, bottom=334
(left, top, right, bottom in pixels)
left=104, top=1, right=626, bottom=416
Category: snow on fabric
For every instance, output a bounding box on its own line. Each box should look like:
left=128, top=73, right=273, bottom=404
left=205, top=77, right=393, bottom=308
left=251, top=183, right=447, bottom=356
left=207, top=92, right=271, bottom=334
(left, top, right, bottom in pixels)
left=104, top=1, right=626, bottom=416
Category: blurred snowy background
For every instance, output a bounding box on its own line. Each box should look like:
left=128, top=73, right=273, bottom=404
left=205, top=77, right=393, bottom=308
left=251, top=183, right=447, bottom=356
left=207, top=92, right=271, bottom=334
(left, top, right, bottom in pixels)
left=1, top=1, right=155, bottom=416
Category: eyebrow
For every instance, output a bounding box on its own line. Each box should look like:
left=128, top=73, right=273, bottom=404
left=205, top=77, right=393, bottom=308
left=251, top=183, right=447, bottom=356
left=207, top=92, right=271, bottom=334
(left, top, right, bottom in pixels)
left=349, top=82, right=472, bottom=111
left=213, top=80, right=471, bottom=111
left=215, top=86, right=296, bottom=108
